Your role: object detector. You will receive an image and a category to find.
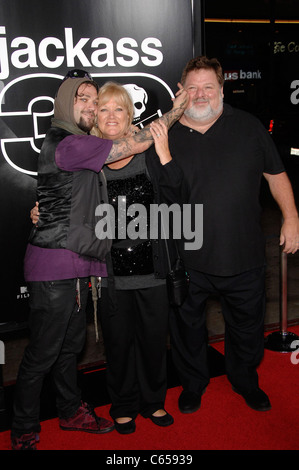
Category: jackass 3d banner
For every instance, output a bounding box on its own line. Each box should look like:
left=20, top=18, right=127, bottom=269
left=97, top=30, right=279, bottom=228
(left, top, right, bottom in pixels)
left=0, top=0, right=203, bottom=323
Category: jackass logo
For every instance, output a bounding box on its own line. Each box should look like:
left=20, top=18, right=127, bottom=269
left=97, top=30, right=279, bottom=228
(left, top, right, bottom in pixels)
left=0, top=72, right=174, bottom=176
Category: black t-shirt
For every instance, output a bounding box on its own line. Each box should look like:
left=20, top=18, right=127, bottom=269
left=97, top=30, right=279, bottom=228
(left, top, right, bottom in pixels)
left=169, top=104, right=285, bottom=276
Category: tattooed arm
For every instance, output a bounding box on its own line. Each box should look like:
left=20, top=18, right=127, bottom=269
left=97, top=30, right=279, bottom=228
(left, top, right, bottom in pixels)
left=105, top=83, right=188, bottom=164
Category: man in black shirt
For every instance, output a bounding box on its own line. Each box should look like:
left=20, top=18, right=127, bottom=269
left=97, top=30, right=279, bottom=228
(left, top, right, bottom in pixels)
left=169, top=56, right=299, bottom=413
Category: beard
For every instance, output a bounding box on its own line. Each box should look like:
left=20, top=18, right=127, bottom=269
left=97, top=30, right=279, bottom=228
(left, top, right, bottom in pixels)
left=184, top=93, right=223, bottom=123
left=77, top=114, right=95, bottom=133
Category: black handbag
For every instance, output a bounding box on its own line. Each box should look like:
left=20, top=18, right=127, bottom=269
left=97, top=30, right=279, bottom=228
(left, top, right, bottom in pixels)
left=165, top=240, right=190, bottom=307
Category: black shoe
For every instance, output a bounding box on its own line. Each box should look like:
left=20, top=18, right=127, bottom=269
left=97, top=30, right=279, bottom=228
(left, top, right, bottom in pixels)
left=149, top=411, right=174, bottom=427
left=11, top=432, right=39, bottom=450
left=178, top=388, right=206, bottom=414
left=114, top=419, right=136, bottom=434
left=232, top=386, right=271, bottom=411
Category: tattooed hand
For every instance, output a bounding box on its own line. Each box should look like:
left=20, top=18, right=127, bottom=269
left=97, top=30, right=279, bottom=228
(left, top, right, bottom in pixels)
left=105, top=84, right=189, bottom=164
left=172, top=83, right=189, bottom=113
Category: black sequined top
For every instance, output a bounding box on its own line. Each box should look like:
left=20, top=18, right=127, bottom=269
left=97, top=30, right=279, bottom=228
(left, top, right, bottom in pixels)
left=105, top=155, right=155, bottom=277
left=102, top=148, right=184, bottom=290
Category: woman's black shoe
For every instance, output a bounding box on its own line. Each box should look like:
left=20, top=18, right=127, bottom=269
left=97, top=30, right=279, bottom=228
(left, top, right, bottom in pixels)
left=149, top=412, right=174, bottom=427
left=114, top=419, right=136, bottom=434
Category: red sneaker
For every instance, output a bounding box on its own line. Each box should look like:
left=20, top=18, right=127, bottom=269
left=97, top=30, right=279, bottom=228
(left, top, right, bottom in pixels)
left=11, top=432, right=39, bottom=450
left=59, top=402, right=114, bottom=434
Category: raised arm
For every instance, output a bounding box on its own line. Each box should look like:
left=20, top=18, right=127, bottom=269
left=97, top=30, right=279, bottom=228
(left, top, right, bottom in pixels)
left=105, top=84, right=188, bottom=164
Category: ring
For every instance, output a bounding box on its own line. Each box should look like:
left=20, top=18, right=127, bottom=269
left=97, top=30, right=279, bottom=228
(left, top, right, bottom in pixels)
left=157, top=133, right=160, bottom=137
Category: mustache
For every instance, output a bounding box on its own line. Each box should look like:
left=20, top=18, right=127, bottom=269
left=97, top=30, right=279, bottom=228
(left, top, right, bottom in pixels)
left=193, top=98, right=209, bottom=103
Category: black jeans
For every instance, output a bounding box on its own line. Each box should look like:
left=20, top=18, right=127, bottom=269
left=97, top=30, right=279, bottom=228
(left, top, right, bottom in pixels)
left=11, top=278, right=89, bottom=436
left=99, top=284, right=169, bottom=420
left=169, top=267, right=266, bottom=393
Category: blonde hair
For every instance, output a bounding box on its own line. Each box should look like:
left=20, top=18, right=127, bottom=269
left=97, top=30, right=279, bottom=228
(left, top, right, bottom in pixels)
left=92, top=81, right=134, bottom=137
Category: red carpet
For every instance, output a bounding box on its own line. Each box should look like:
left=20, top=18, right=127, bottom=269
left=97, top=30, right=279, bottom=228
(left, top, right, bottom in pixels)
left=1, top=326, right=299, bottom=451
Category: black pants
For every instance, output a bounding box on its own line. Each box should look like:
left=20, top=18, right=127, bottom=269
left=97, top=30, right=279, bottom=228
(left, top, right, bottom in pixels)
left=99, top=284, right=169, bottom=420
left=11, top=278, right=89, bottom=436
left=169, top=267, right=266, bottom=394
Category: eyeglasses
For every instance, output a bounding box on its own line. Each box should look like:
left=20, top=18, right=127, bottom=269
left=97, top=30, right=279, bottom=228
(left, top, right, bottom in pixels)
left=60, top=69, right=93, bottom=85
left=56, top=69, right=96, bottom=96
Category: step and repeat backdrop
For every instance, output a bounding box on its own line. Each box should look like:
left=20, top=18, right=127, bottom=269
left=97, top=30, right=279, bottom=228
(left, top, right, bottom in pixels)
left=0, top=0, right=203, bottom=323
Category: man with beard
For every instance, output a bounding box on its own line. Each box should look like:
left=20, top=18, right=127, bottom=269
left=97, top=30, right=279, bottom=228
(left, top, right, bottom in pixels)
left=11, top=70, right=188, bottom=450
left=168, top=56, right=299, bottom=414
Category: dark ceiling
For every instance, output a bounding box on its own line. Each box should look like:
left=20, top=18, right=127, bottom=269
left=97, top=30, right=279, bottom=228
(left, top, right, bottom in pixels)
left=204, top=0, right=299, bottom=20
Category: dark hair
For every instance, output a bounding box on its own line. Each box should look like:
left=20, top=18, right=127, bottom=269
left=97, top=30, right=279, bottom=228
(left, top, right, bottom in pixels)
left=181, top=56, right=224, bottom=87
left=75, top=80, right=99, bottom=96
